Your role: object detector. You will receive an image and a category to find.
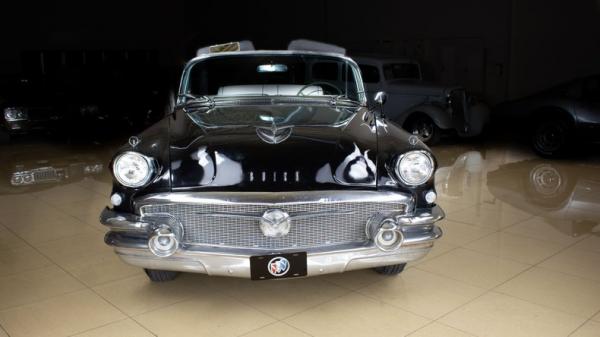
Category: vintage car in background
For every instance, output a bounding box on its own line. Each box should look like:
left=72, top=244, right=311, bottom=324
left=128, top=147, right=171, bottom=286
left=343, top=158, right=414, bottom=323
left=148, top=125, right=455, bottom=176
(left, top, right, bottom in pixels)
left=488, top=159, right=600, bottom=237
left=494, top=74, right=600, bottom=157
left=0, top=142, right=108, bottom=194
left=354, top=56, right=490, bottom=145
left=0, top=51, right=175, bottom=143
left=100, top=40, right=444, bottom=282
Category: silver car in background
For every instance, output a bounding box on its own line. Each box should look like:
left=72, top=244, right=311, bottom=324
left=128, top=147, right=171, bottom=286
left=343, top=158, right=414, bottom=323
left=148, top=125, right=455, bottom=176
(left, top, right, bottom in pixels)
left=355, top=56, right=490, bottom=145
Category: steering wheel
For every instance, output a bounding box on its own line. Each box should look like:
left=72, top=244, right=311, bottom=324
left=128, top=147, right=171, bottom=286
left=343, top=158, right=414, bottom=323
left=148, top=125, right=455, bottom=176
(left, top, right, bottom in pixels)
left=297, top=81, right=342, bottom=96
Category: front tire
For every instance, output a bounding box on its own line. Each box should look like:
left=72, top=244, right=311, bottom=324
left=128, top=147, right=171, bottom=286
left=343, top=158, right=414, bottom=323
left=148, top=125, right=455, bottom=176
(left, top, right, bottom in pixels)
left=144, top=269, right=179, bottom=282
left=373, top=263, right=406, bottom=275
left=531, top=118, right=572, bottom=157
left=405, top=116, right=440, bottom=145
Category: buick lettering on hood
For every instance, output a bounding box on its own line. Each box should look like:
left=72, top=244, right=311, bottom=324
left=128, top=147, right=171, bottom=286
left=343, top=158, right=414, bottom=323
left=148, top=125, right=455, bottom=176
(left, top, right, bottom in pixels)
left=100, top=40, right=444, bottom=282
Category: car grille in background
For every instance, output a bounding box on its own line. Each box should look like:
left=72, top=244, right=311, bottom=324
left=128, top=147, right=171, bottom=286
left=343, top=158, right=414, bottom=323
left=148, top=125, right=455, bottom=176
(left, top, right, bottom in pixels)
left=141, top=201, right=405, bottom=250
left=32, top=167, right=59, bottom=182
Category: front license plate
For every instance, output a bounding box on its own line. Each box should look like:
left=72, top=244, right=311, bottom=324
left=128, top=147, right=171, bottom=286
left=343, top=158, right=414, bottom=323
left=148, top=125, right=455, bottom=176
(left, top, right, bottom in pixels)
left=250, top=252, right=307, bottom=280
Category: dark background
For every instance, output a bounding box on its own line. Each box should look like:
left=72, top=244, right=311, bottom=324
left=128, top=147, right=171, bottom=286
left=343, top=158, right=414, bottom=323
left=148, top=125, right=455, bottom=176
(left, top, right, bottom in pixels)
left=1, top=0, right=599, bottom=105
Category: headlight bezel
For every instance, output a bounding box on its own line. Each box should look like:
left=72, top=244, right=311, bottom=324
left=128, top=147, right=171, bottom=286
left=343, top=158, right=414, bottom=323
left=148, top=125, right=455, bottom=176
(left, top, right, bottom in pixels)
left=112, top=151, right=156, bottom=188
left=394, top=150, right=435, bottom=186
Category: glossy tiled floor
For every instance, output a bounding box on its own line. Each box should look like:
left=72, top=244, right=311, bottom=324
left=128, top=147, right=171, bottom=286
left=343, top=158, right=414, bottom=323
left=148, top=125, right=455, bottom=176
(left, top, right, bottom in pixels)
left=0, top=140, right=598, bottom=337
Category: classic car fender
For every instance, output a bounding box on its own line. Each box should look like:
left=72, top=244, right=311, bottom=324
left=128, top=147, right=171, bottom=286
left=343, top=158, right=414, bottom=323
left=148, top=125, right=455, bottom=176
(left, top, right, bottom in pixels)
left=395, top=104, right=454, bottom=130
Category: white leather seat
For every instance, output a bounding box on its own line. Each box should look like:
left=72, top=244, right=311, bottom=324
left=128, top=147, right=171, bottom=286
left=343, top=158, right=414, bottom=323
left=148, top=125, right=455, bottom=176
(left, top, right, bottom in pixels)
left=217, top=84, right=323, bottom=96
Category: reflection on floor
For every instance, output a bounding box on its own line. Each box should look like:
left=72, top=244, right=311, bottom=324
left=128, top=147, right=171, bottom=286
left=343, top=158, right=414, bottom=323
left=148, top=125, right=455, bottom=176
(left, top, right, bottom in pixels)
left=0, top=140, right=598, bottom=337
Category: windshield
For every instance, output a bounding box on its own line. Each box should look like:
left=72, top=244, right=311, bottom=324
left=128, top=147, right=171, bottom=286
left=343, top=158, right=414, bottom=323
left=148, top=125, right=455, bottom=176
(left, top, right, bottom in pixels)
left=181, top=53, right=366, bottom=104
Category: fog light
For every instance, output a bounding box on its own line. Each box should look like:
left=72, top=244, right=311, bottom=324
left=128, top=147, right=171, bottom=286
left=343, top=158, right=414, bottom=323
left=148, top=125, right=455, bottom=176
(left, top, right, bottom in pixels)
left=148, top=226, right=179, bottom=257
left=425, top=190, right=437, bottom=204
left=110, top=193, right=123, bottom=206
left=374, top=219, right=404, bottom=251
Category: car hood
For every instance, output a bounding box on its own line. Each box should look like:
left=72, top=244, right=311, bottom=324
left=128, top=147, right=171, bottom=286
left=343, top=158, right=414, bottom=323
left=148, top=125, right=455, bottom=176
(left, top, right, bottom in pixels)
left=167, top=104, right=379, bottom=191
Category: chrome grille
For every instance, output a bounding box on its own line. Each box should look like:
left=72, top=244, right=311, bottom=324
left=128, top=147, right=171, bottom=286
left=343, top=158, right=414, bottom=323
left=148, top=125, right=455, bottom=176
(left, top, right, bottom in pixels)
left=32, top=167, right=58, bottom=182
left=141, top=201, right=405, bottom=250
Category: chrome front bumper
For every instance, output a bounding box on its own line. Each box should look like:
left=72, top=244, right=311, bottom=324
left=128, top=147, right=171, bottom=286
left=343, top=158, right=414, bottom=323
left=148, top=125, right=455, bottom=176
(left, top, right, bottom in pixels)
left=101, top=191, right=444, bottom=278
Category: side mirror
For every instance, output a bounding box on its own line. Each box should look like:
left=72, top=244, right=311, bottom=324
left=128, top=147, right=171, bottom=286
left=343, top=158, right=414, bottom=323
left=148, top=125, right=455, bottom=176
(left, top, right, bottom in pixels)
left=374, top=91, right=387, bottom=105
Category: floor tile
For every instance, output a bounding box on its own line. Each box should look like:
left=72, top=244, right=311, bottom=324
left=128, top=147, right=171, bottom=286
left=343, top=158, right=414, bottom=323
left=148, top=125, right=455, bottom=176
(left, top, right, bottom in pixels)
left=0, top=327, right=7, bottom=337
left=359, top=268, right=486, bottom=319
left=0, top=265, right=85, bottom=310
left=440, top=292, right=586, bottom=337
left=0, top=289, right=124, bottom=337
left=447, top=205, right=532, bottom=229
left=33, top=184, right=101, bottom=206
left=412, top=240, right=457, bottom=265
left=0, top=225, right=28, bottom=250
left=570, top=320, right=600, bottom=337
left=407, top=322, right=475, bottom=337
left=94, top=273, right=215, bottom=316
left=35, top=231, right=141, bottom=286
left=0, top=195, right=39, bottom=215
left=218, top=276, right=349, bottom=319
left=0, top=246, right=53, bottom=276
left=241, top=322, right=311, bottom=337
left=539, top=247, right=600, bottom=282
left=417, top=248, right=530, bottom=289
left=496, top=266, right=600, bottom=318
left=72, top=319, right=154, bottom=337
left=321, top=268, right=392, bottom=291
left=284, top=292, right=430, bottom=337
left=3, top=215, right=97, bottom=245
left=573, top=235, right=600, bottom=254
left=594, top=311, right=600, bottom=322
left=437, top=220, right=496, bottom=246
left=464, top=232, right=564, bottom=264
left=504, top=217, right=587, bottom=246
left=135, top=293, right=275, bottom=337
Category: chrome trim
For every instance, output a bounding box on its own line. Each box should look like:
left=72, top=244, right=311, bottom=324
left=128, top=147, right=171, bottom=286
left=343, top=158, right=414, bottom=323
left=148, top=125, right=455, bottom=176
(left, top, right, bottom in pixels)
left=396, top=205, right=445, bottom=226
left=134, top=190, right=413, bottom=213
left=105, top=226, right=441, bottom=278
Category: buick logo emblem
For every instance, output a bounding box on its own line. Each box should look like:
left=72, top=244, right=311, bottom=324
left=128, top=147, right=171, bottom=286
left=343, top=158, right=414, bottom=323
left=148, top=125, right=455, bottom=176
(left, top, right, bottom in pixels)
left=259, top=209, right=291, bottom=237
left=268, top=256, right=290, bottom=277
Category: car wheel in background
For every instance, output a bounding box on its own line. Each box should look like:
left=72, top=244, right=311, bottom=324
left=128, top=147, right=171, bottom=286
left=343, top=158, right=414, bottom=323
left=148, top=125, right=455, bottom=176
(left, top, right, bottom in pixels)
left=531, top=118, right=572, bottom=157
left=373, top=263, right=406, bottom=275
left=144, top=269, right=180, bottom=282
left=405, top=115, right=440, bottom=145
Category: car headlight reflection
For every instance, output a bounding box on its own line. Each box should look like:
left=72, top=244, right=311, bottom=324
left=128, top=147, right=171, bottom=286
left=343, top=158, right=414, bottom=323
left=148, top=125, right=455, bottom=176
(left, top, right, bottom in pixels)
left=3, top=107, right=28, bottom=122
left=112, top=151, right=154, bottom=188
left=395, top=151, right=434, bottom=186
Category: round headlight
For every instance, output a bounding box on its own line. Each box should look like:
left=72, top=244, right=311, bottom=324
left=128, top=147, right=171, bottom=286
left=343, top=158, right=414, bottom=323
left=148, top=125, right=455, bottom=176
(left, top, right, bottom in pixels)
left=395, top=151, right=434, bottom=186
left=112, top=151, right=154, bottom=188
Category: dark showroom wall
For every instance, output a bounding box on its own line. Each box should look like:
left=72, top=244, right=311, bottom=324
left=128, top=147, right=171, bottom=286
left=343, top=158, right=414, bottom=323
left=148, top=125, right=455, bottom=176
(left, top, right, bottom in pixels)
left=1, top=0, right=599, bottom=104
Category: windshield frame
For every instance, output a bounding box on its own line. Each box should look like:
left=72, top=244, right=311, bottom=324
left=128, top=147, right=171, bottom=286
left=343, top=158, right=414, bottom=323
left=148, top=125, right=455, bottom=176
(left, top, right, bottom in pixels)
left=177, top=51, right=368, bottom=107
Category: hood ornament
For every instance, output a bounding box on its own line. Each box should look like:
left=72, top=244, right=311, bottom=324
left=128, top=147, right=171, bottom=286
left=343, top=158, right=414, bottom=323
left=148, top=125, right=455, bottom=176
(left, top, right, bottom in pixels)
left=129, top=136, right=140, bottom=148
left=256, top=121, right=293, bottom=144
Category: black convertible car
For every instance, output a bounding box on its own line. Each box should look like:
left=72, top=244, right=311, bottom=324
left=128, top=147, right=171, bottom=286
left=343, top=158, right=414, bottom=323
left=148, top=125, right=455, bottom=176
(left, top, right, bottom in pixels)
left=100, top=41, right=444, bottom=282
left=495, top=74, right=600, bottom=157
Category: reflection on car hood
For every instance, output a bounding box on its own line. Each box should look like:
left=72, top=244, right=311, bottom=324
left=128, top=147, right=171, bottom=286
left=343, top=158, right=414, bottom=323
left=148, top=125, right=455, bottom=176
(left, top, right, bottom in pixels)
left=168, top=105, right=378, bottom=191
left=187, top=103, right=358, bottom=128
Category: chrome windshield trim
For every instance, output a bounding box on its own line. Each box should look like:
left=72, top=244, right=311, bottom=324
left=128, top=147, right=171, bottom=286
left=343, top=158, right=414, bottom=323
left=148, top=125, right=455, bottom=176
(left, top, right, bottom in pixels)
left=134, top=190, right=413, bottom=213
